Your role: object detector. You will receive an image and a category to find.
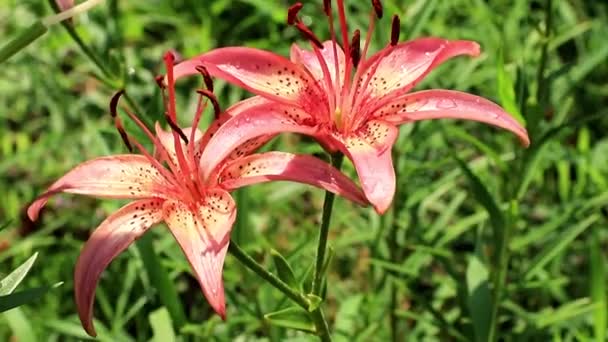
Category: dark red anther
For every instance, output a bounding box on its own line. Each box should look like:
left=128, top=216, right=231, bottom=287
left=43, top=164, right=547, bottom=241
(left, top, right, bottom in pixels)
left=110, top=89, right=125, bottom=118
left=390, top=14, right=400, bottom=46
left=350, top=29, right=361, bottom=68
left=372, top=0, right=383, bottom=19
left=323, top=0, right=331, bottom=16
left=154, top=75, right=166, bottom=89
left=295, top=22, right=324, bottom=49
left=195, top=65, right=214, bottom=92
left=164, top=113, right=189, bottom=144
left=287, top=2, right=303, bottom=25
left=196, top=89, right=221, bottom=119
left=114, top=118, right=133, bottom=152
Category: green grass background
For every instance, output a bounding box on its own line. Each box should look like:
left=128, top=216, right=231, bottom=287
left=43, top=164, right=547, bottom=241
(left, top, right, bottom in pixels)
left=1, top=0, right=608, bottom=340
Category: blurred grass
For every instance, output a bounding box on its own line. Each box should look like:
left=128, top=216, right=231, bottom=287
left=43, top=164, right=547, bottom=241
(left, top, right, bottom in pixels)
left=1, top=0, right=608, bottom=340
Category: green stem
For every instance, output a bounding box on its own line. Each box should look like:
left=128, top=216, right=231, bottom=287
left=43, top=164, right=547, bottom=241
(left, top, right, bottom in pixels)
left=0, top=22, right=48, bottom=64
left=311, top=153, right=344, bottom=295
left=308, top=153, right=344, bottom=341
left=228, top=241, right=310, bottom=309
left=310, top=308, right=331, bottom=342
left=136, top=234, right=187, bottom=330
left=48, top=0, right=119, bottom=86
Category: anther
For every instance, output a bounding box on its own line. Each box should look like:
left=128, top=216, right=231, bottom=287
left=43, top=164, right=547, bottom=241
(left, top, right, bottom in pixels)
left=295, top=22, right=324, bottom=49
left=390, top=14, right=400, bottom=46
left=372, top=0, right=383, bottom=19
left=350, top=29, right=361, bottom=68
left=195, top=65, right=214, bottom=92
left=287, top=3, right=303, bottom=25
left=110, top=89, right=125, bottom=118
left=196, top=89, right=221, bottom=119
left=154, top=75, right=166, bottom=89
left=164, top=113, right=189, bottom=144
left=323, top=0, right=331, bottom=16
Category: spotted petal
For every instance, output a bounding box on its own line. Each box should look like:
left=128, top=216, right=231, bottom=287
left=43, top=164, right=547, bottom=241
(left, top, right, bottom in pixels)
left=74, top=199, right=164, bottom=337
left=374, top=89, right=530, bottom=146
left=162, top=192, right=236, bottom=319
left=219, top=151, right=368, bottom=205
left=290, top=41, right=346, bottom=91
left=199, top=105, right=319, bottom=180
left=173, top=47, right=326, bottom=113
left=339, top=121, right=399, bottom=214
left=357, top=38, right=480, bottom=105
left=28, top=155, right=174, bottom=221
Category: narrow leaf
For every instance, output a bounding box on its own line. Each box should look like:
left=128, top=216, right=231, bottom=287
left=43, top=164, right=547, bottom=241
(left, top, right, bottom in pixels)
left=0, top=252, right=39, bottom=295
left=590, top=229, right=606, bottom=342
left=0, top=283, right=62, bottom=312
left=270, top=249, right=299, bottom=291
left=3, top=308, right=36, bottom=342
left=467, top=254, right=492, bottom=342
left=264, top=306, right=316, bottom=333
left=454, top=156, right=505, bottom=259
left=150, top=307, right=176, bottom=342
left=524, top=215, right=599, bottom=279
left=496, top=49, right=525, bottom=124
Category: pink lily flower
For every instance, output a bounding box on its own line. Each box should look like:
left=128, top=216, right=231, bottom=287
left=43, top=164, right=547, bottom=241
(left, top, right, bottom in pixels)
left=171, top=0, right=530, bottom=214
left=27, top=53, right=367, bottom=337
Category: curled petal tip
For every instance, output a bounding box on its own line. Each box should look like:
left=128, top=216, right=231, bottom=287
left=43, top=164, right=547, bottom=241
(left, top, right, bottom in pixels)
left=470, top=41, right=481, bottom=57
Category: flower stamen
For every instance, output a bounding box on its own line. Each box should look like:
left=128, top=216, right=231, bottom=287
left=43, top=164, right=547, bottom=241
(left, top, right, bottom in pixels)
left=390, top=14, right=400, bottom=46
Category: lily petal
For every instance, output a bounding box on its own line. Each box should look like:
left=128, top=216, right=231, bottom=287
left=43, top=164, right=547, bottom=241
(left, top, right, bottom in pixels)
left=74, top=199, right=164, bottom=336
left=199, top=106, right=319, bottom=180
left=358, top=38, right=480, bottom=104
left=290, top=41, right=345, bottom=90
left=375, top=89, right=530, bottom=146
left=339, top=121, right=399, bottom=213
left=198, top=99, right=279, bottom=165
left=162, top=194, right=236, bottom=318
left=28, top=155, right=174, bottom=221
left=173, top=47, right=325, bottom=111
left=220, top=151, right=368, bottom=205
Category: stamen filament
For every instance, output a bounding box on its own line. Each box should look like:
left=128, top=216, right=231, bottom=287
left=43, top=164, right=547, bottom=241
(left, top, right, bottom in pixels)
left=164, top=52, right=196, bottom=192
left=120, top=106, right=188, bottom=190
left=327, top=8, right=342, bottom=108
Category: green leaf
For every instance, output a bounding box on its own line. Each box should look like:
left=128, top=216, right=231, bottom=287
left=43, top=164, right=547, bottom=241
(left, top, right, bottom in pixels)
left=467, top=253, right=492, bottom=342
left=533, top=298, right=596, bottom=328
left=454, top=156, right=505, bottom=259
left=3, top=308, right=36, bottom=342
left=0, top=21, right=48, bottom=64
left=306, top=294, right=323, bottom=312
left=264, top=306, right=316, bottom=333
left=0, top=220, right=10, bottom=231
left=150, top=307, right=176, bottom=342
left=496, top=49, right=525, bottom=125
left=270, top=249, right=299, bottom=291
left=136, top=234, right=186, bottom=330
left=524, top=215, right=599, bottom=279
left=0, top=283, right=62, bottom=312
left=589, top=230, right=606, bottom=342
left=334, top=295, right=363, bottom=337
left=0, top=252, right=38, bottom=296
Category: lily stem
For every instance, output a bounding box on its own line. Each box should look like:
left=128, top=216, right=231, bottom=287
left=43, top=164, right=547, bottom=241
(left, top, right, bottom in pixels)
left=311, top=153, right=344, bottom=295
left=228, top=241, right=310, bottom=309
left=309, top=152, right=344, bottom=341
